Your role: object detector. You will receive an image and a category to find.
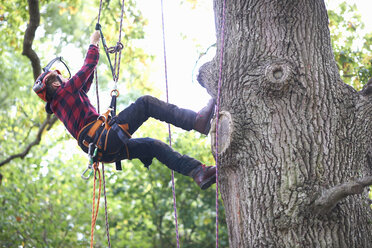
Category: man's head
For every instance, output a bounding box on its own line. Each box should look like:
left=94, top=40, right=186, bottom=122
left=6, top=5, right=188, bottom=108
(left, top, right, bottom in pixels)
left=33, top=70, right=63, bottom=102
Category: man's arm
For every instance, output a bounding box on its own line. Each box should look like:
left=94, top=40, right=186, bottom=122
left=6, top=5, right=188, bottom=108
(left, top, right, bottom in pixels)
left=63, top=31, right=100, bottom=92
left=82, top=73, right=95, bottom=93
left=81, top=31, right=101, bottom=92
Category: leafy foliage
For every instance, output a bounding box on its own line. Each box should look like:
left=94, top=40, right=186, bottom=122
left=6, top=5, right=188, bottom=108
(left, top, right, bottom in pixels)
left=328, top=1, right=372, bottom=89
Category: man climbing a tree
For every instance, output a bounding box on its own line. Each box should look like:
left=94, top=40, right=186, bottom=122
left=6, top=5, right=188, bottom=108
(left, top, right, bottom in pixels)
left=32, top=30, right=217, bottom=190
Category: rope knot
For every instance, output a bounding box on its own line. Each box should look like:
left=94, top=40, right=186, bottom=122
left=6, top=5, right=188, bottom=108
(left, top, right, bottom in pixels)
left=107, top=42, right=124, bottom=54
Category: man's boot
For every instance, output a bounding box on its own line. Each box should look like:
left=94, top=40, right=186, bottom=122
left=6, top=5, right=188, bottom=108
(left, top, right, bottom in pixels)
left=189, top=164, right=216, bottom=190
left=193, top=99, right=216, bottom=135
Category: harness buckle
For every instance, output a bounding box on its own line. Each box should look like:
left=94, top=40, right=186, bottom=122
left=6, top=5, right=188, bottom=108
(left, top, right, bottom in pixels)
left=97, top=114, right=107, bottom=123
left=97, top=108, right=113, bottom=124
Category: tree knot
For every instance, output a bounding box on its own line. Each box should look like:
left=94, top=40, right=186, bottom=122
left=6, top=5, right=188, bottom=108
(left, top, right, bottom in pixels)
left=262, top=60, right=294, bottom=96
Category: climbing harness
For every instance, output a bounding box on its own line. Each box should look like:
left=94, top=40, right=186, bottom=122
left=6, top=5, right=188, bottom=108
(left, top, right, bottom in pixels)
left=78, top=108, right=131, bottom=169
left=215, top=0, right=227, bottom=247
left=160, top=0, right=180, bottom=247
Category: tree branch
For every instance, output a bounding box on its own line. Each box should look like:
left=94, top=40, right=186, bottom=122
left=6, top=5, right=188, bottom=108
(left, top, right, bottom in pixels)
left=0, top=115, right=58, bottom=167
left=360, top=77, right=372, bottom=96
left=22, top=0, right=41, bottom=80
left=313, top=176, right=372, bottom=215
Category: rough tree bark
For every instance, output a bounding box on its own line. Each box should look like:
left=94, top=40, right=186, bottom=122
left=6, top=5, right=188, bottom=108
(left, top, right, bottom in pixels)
left=198, top=0, right=372, bottom=247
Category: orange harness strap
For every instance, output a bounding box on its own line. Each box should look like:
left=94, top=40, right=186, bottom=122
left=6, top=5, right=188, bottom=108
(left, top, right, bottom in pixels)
left=83, top=109, right=112, bottom=147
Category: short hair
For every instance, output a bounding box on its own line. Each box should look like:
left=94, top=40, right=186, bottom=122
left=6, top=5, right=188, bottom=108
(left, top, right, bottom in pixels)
left=45, top=73, right=59, bottom=102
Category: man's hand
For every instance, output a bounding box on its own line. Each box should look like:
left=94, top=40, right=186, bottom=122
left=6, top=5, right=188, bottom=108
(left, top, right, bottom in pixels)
left=90, top=30, right=100, bottom=46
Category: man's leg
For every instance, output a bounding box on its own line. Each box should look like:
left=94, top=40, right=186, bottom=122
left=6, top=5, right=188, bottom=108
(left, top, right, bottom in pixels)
left=126, top=137, right=216, bottom=189
left=116, top=95, right=215, bottom=135
left=127, top=137, right=199, bottom=175
left=116, top=95, right=195, bottom=134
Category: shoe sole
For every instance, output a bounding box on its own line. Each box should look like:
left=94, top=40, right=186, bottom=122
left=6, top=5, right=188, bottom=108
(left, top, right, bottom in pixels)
left=202, top=101, right=216, bottom=135
left=200, top=174, right=217, bottom=190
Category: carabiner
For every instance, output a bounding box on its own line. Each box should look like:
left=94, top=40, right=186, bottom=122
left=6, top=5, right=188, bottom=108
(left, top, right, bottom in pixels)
left=81, top=143, right=98, bottom=180
left=81, top=164, right=93, bottom=180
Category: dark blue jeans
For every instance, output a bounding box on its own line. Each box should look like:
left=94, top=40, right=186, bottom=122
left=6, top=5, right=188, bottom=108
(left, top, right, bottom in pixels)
left=102, top=95, right=201, bottom=175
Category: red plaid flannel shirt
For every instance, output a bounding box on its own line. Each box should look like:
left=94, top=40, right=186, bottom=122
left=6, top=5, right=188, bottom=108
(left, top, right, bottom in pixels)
left=50, top=45, right=100, bottom=139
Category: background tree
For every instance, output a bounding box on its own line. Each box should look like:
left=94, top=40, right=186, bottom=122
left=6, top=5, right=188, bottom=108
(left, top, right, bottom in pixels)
left=197, top=0, right=372, bottom=247
left=328, top=2, right=372, bottom=89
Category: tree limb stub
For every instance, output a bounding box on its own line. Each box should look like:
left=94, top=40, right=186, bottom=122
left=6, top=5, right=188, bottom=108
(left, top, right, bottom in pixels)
left=197, top=60, right=218, bottom=98
left=313, top=176, right=372, bottom=215
left=211, top=111, right=233, bottom=156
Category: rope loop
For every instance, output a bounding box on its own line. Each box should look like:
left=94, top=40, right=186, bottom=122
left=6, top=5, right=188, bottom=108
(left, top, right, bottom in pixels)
left=107, top=42, right=124, bottom=54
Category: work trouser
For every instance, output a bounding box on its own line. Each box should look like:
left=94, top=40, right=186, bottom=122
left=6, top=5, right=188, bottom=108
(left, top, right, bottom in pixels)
left=78, top=95, right=201, bottom=176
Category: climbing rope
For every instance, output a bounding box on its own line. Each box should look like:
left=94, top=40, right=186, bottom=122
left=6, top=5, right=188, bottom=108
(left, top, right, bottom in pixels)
left=215, top=0, right=227, bottom=247
left=95, top=70, right=100, bottom=113
left=111, top=0, right=125, bottom=88
left=87, top=0, right=126, bottom=247
left=96, top=0, right=125, bottom=86
left=90, top=163, right=102, bottom=248
left=160, top=0, right=180, bottom=247
left=101, top=163, right=111, bottom=248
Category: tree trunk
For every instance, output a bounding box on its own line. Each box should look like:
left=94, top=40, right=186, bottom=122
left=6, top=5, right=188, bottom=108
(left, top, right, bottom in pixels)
left=199, top=0, right=372, bottom=247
